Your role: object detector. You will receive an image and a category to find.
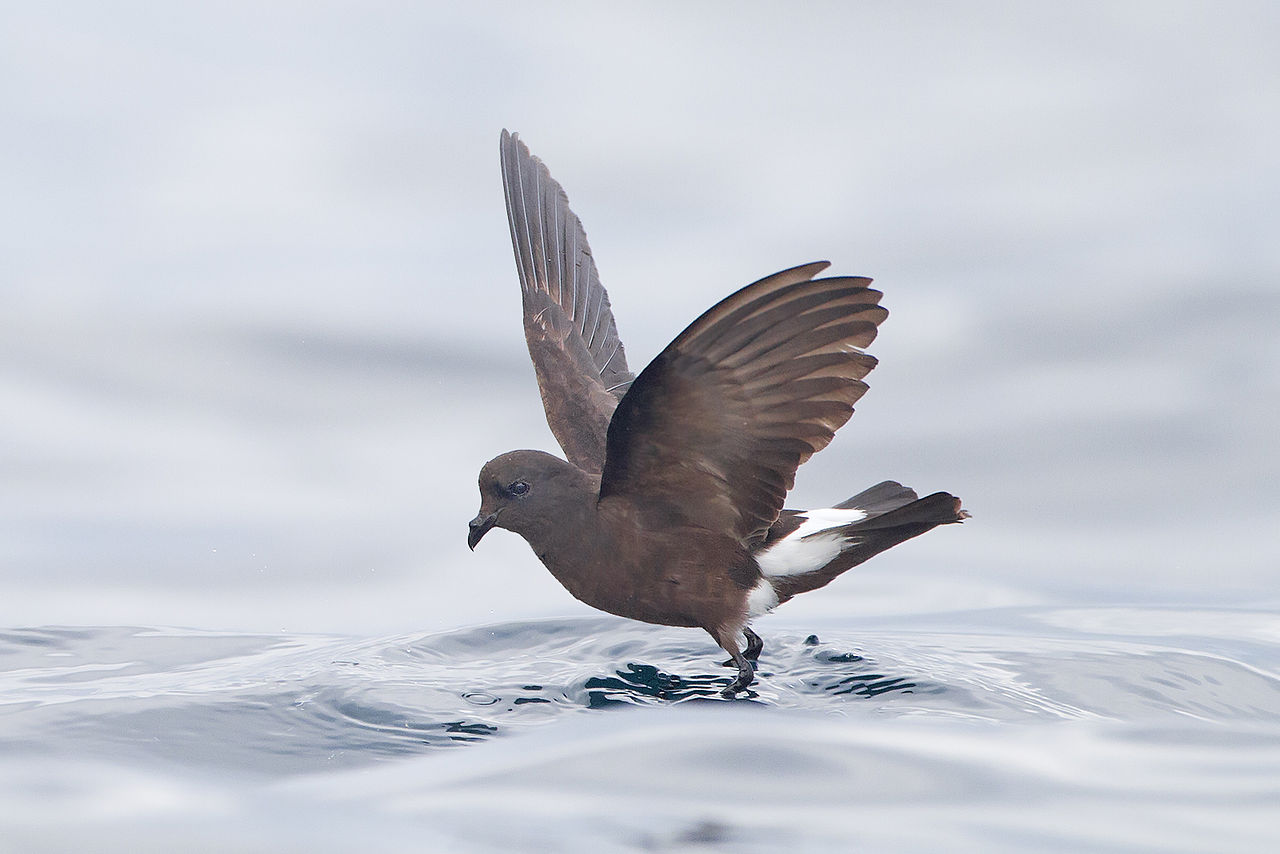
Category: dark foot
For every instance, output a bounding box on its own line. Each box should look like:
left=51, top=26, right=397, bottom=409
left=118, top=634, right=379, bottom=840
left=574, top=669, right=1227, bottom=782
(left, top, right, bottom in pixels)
left=721, top=650, right=755, bottom=698
left=722, top=627, right=764, bottom=666
left=708, top=626, right=757, bottom=697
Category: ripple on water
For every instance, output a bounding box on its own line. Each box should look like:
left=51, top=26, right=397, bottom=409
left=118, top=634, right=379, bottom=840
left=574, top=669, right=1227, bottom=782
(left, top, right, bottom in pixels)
left=0, top=609, right=1277, bottom=776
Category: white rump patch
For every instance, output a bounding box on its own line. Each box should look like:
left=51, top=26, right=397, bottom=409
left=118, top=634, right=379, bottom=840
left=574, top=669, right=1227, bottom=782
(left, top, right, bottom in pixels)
left=791, top=507, right=868, bottom=537
left=747, top=577, right=780, bottom=618
left=756, top=507, right=867, bottom=578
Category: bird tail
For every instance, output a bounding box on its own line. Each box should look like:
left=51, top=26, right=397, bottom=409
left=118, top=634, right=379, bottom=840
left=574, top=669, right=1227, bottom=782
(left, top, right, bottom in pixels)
left=757, top=481, right=968, bottom=603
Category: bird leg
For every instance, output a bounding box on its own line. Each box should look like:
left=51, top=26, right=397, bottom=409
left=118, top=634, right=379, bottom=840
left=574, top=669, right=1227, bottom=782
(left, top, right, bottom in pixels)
left=711, top=628, right=756, bottom=697
left=722, top=647, right=755, bottom=697
left=722, top=626, right=764, bottom=666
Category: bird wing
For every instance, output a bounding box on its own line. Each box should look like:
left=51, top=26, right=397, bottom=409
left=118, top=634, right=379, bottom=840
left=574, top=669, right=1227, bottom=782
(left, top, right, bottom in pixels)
left=598, top=262, right=886, bottom=545
left=501, top=130, right=634, bottom=473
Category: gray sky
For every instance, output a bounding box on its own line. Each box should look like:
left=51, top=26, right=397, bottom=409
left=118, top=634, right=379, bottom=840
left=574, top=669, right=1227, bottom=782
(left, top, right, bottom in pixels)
left=3, top=2, right=1277, bottom=631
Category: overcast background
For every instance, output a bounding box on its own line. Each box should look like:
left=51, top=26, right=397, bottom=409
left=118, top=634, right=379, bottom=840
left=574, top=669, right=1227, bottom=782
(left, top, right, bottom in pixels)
left=3, top=1, right=1277, bottom=635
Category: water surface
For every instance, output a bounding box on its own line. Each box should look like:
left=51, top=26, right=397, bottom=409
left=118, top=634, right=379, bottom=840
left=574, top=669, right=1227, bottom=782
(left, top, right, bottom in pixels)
left=3, top=606, right=1277, bottom=852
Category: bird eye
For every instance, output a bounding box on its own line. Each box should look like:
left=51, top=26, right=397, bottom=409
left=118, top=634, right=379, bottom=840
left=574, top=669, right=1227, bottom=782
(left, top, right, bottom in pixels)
left=507, top=480, right=530, bottom=497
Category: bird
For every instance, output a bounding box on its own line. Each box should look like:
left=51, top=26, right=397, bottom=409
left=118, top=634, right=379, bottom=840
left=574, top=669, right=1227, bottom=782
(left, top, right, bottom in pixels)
left=468, top=130, right=968, bottom=697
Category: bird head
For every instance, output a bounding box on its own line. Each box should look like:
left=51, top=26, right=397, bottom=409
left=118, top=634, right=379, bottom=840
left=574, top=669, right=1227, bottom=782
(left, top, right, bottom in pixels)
left=468, top=449, right=589, bottom=550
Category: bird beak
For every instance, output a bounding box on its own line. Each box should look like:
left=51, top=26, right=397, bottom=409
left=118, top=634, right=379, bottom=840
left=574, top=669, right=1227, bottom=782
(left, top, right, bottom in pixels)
left=467, top=511, right=499, bottom=550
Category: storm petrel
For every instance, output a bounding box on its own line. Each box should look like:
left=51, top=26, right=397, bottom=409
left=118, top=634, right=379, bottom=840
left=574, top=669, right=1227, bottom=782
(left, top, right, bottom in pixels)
left=469, top=130, right=967, bottom=696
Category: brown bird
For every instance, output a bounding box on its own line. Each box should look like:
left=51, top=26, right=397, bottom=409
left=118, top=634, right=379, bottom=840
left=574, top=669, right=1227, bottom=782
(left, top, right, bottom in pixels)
left=469, top=130, right=968, bottom=697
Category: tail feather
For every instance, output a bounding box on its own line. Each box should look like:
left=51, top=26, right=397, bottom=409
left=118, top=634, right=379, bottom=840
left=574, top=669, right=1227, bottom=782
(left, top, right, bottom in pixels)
left=847, top=491, right=969, bottom=530
left=833, top=480, right=919, bottom=515
left=758, top=488, right=968, bottom=604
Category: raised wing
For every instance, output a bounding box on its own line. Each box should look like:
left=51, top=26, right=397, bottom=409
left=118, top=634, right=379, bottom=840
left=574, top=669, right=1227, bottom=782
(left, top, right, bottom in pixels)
left=598, top=262, right=886, bottom=545
left=501, top=130, right=633, bottom=473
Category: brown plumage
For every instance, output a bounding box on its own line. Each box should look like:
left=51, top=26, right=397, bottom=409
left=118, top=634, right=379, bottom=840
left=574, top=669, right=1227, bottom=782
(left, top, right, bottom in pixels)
left=499, top=130, right=631, bottom=472
left=469, top=130, right=967, bottom=696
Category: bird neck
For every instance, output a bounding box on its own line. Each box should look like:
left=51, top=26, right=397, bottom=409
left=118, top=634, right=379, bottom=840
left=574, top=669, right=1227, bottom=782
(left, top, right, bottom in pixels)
left=519, top=471, right=600, bottom=560
left=521, top=477, right=610, bottom=599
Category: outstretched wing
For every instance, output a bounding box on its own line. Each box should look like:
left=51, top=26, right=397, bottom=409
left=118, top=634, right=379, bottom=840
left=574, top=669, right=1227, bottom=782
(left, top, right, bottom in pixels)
left=598, top=262, right=886, bottom=545
left=501, top=130, right=633, bottom=473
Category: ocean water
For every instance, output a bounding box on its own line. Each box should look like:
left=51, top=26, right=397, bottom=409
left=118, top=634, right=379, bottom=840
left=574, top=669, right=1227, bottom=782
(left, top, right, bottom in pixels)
left=3, top=607, right=1278, bottom=852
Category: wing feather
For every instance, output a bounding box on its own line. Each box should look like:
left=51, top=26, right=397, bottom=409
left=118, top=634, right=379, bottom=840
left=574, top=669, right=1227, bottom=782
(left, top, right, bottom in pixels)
left=501, top=130, right=635, bottom=472
left=599, top=263, right=887, bottom=544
